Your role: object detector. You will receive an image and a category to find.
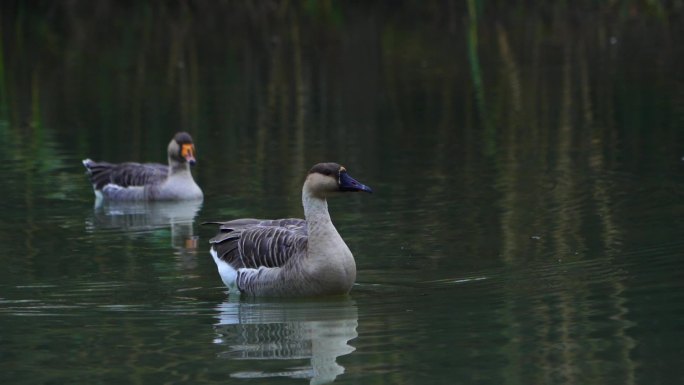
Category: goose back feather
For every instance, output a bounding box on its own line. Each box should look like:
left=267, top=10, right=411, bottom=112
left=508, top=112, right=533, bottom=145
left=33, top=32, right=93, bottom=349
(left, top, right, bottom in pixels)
left=83, top=160, right=168, bottom=190
left=209, top=218, right=307, bottom=269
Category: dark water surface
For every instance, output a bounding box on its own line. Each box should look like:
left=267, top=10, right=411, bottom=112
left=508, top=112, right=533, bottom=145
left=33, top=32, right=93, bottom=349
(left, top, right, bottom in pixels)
left=2, top=2, right=684, bottom=384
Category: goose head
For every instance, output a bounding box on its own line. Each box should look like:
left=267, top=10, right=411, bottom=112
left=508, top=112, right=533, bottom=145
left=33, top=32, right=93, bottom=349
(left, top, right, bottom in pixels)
left=168, top=132, right=197, bottom=167
left=304, top=162, right=373, bottom=198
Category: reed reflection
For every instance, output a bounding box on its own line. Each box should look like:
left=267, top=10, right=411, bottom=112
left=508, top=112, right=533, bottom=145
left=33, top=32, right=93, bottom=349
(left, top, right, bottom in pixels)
left=213, top=298, right=358, bottom=385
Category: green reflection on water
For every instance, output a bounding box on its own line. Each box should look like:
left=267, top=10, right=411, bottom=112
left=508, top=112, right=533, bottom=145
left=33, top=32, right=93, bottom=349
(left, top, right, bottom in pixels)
left=1, top=2, right=683, bottom=385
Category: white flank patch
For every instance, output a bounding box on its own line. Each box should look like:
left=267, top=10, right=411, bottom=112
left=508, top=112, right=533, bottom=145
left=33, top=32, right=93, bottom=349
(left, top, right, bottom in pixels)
left=104, top=183, right=125, bottom=189
left=102, top=183, right=145, bottom=200
left=210, top=247, right=238, bottom=292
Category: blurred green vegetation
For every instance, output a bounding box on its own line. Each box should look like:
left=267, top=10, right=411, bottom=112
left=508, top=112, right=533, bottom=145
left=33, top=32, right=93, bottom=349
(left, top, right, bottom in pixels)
left=1, top=0, right=682, bottom=271
left=1, top=0, right=682, bottom=141
left=2, top=0, right=683, bottom=256
left=0, top=2, right=683, bottom=384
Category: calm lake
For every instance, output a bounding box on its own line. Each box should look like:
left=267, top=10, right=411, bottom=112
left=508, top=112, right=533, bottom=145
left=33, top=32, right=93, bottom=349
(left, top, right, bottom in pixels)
left=1, top=2, right=684, bottom=384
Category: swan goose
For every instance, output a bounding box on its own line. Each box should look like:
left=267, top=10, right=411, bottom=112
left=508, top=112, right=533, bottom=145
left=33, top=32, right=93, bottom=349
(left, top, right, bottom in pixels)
left=82, top=132, right=203, bottom=201
left=207, top=162, right=372, bottom=297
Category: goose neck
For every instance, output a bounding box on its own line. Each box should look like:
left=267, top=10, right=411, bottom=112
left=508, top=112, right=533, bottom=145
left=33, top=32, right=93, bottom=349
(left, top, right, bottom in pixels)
left=302, top=189, right=331, bottom=225
left=168, top=158, right=190, bottom=175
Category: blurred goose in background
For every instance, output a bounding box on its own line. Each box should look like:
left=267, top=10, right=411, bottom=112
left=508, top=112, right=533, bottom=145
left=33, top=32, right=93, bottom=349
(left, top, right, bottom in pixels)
left=82, top=132, right=203, bottom=202
left=207, top=162, right=373, bottom=297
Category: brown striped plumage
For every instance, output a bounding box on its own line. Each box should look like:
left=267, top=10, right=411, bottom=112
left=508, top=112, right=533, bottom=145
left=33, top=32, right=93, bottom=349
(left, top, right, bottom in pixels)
left=208, top=218, right=307, bottom=271
left=83, top=161, right=168, bottom=190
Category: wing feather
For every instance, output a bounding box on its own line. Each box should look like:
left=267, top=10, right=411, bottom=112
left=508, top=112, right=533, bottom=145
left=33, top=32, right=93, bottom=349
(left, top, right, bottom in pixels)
left=83, top=159, right=168, bottom=189
left=207, top=218, right=307, bottom=271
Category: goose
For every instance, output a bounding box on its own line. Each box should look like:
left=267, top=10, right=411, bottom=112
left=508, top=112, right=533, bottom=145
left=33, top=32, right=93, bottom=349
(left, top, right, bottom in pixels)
left=207, top=162, right=372, bottom=297
left=82, top=132, right=203, bottom=201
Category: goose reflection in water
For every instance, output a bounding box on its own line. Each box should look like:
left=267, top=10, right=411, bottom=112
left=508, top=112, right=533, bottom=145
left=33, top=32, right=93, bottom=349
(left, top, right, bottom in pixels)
left=213, top=298, right=358, bottom=385
left=85, top=200, right=202, bottom=268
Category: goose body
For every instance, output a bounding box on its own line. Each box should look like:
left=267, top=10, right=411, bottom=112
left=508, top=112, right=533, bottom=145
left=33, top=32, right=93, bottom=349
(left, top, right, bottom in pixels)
left=82, top=132, right=203, bottom=202
left=208, top=163, right=372, bottom=297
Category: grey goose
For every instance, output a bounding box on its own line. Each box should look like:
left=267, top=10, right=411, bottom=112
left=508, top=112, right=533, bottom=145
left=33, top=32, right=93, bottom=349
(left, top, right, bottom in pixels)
left=207, top=162, right=372, bottom=297
left=82, top=132, right=203, bottom=201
